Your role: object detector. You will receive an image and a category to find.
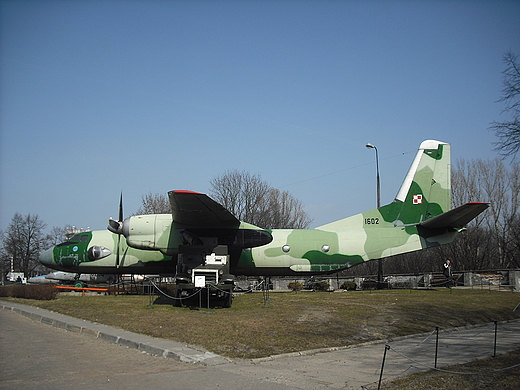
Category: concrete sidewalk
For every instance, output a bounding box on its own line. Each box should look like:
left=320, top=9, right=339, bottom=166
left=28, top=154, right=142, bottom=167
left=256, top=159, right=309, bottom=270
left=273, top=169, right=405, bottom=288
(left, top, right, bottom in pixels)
left=2, top=300, right=520, bottom=389
left=0, top=300, right=231, bottom=366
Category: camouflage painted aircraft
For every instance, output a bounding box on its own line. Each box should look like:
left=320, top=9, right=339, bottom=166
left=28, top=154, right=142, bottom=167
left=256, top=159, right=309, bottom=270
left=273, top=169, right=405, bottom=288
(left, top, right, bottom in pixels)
left=40, top=140, right=487, bottom=304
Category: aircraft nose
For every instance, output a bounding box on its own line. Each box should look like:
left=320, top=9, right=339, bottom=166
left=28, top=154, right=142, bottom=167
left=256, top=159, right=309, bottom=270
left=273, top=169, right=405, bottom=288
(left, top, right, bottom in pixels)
left=39, top=247, right=54, bottom=266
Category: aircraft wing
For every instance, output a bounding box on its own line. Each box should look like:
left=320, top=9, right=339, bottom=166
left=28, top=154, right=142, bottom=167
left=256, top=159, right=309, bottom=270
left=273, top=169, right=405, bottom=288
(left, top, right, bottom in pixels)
left=419, top=202, right=489, bottom=229
left=168, top=190, right=240, bottom=229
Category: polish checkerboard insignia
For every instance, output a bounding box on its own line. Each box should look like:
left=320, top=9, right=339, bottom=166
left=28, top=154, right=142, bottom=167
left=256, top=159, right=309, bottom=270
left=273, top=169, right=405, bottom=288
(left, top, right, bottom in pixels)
left=413, top=194, right=423, bottom=204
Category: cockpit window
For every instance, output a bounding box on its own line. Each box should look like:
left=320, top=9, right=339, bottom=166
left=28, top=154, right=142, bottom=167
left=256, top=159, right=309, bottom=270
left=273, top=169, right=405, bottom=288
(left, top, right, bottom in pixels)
left=70, top=234, right=89, bottom=242
left=56, top=233, right=89, bottom=247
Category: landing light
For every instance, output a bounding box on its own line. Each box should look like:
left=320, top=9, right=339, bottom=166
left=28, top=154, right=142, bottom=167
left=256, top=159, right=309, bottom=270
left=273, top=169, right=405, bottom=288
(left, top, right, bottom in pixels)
left=87, top=246, right=112, bottom=260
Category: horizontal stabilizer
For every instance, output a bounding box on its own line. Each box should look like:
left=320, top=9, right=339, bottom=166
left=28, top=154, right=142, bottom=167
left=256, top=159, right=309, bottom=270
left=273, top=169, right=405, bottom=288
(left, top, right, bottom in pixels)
left=419, top=202, right=489, bottom=229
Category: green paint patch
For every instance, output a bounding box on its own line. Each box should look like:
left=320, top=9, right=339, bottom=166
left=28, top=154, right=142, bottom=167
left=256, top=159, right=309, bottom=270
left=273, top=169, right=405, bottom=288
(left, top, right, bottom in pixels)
left=303, top=250, right=364, bottom=268
left=237, top=250, right=256, bottom=268
left=423, top=143, right=444, bottom=160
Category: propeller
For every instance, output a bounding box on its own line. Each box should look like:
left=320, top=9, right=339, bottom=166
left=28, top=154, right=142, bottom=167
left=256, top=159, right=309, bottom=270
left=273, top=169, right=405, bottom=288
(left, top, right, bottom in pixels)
left=107, top=193, right=124, bottom=267
left=108, top=193, right=124, bottom=234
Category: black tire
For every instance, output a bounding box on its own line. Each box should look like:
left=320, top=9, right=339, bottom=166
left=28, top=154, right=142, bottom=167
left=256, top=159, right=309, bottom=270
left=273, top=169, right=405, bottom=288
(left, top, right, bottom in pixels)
left=222, top=292, right=232, bottom=308
left=173, top=287, right=183, bottom=307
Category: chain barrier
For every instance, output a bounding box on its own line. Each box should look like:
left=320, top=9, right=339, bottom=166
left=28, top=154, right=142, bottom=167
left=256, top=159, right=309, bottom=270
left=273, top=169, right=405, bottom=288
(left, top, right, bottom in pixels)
left=146, top=277, right=202, bottom=301
left=146, top=276, right=245, bottom=304
left=368, top=322, right=520, bottom=389
left=387, top=344, right=520, bottom=375
left=390, top=328, right=437, bottom=351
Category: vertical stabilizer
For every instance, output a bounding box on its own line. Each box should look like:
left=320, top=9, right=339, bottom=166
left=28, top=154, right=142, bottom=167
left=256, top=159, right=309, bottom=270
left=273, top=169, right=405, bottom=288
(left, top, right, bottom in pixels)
left=391, top=140, right=450, bottom=225
left=317, top=140, right=451, bottom=231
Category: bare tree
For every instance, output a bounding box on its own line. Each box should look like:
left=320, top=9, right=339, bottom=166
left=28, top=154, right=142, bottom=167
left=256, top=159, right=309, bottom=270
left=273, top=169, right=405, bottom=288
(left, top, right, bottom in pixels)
left=1, top=213, right=49, bottom=276
left=0, top=231, right=9, bottom=283
left=47, top=226, right=67, bottom=245
left=209, top=170, right=313, bottom=229
left=346, top=158, right=520, bottom=276
left=135, top=192, right=172, bottom=215
left=261, top=188, right=313, bottom=229
left=451, top=158, right=520, bottom=268
left=490, top=50, right=520, bottom=158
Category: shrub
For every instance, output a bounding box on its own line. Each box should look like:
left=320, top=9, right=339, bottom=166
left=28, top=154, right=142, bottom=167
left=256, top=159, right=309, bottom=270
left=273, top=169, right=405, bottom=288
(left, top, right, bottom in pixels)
left=287, top=281, right=304, bottom=291
left=340, top=281, right=357, bottom=291
left=0, top=284, right=58, bottom=300
left=311, top=280, right=330, bottom=291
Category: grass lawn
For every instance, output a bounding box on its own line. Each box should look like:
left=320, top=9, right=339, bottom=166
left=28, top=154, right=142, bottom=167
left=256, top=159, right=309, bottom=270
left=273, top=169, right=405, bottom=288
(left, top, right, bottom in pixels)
left=382, top=348, right=520, bottom=390
left=5, top=288, right=520, bottom=360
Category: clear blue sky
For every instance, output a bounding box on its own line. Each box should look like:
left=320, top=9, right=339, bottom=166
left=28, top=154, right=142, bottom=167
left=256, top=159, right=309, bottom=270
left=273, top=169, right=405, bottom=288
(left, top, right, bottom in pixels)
left=1, top=0, right=519, bottom=233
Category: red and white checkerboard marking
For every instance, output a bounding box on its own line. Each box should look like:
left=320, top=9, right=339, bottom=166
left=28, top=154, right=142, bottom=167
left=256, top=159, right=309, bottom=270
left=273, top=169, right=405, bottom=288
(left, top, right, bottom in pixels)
left=413, top=194, right=423, bottom=204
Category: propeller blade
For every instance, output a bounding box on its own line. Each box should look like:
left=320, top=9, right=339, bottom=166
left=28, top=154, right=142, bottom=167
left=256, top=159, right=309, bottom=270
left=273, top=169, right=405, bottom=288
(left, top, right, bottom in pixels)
left=107, top=192, right=124, bottom=268
left=107, top=192, right=125, bottom=234
left=118, top=192, right=123, bottom=222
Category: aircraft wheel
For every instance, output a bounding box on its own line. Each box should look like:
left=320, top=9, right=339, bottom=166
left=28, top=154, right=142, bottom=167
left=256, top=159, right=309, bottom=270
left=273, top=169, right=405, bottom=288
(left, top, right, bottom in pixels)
left=222, top=292, right=232, bottom=308
left=173, top=287, right=183, bottom=307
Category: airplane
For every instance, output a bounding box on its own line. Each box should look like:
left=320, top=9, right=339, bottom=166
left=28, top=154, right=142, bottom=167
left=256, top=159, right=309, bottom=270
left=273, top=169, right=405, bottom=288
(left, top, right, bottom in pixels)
left=27, top=271, right=111, bottom=286
left=39, top=140, right=488, bottom=307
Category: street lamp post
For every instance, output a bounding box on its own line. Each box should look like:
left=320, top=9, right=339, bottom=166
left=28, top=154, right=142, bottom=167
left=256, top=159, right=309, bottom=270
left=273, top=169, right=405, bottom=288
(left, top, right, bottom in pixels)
left=365, top=143, right=380, bottom=208
left=366, top=143, right=384, bottom=288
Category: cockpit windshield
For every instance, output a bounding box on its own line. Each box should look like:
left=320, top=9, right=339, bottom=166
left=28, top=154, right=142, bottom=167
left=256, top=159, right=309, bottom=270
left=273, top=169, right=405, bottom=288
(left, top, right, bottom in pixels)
left=57, top=233, right=90, bottom=247
left=71, top=234, right=89, bottom=242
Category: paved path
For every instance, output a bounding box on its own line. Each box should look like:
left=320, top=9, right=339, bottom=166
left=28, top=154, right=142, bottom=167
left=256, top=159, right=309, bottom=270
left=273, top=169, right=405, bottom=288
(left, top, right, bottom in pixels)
left=1, top=300, right=520, bottom=389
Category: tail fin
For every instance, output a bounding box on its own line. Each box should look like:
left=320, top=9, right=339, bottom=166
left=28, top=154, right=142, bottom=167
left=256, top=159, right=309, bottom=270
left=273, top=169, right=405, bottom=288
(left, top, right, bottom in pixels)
left=391, top=140, right=450, bottom=225
left=317, top=140, right=451, bottom=230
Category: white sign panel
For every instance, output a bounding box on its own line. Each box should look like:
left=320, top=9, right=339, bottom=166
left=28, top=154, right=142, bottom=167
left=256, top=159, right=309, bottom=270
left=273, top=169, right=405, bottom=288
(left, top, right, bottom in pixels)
left=194, top=275, right=206, bottom=288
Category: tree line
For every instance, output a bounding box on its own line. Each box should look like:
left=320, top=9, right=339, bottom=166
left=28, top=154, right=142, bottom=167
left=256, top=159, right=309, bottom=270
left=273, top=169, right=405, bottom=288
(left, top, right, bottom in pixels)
left=0, top=214, right=68, bottom=279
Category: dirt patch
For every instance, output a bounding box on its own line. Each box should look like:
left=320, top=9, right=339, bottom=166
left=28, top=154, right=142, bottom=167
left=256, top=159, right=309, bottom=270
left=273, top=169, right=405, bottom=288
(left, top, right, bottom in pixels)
left=296, top=306, right=334, bottom=324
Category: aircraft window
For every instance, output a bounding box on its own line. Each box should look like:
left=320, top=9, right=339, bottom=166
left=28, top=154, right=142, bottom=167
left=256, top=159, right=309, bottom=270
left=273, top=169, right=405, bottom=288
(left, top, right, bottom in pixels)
left=321, top=245, right=330, bottom=253
left=70, top=234, right=89, bottom=242
left=87, top=246, right=112, bottom=260
left=57, top=235, right=81, bottom=246
left=282, top=245, right=290, bottom=253
left=57, top=240, right=75, bottom=247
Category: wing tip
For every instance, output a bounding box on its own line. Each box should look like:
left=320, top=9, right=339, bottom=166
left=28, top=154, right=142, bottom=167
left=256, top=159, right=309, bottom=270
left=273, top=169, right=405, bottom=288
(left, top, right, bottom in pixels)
left=169, top=190, right=205, bottom=195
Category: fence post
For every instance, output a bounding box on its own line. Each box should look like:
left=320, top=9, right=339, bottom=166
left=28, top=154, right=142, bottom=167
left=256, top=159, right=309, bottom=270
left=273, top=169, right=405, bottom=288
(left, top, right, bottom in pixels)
left=378, top=344, right=390, bottom=390
left=434, top=326, right=439, bottom=368
left=493, top=321, right=498, bottom=357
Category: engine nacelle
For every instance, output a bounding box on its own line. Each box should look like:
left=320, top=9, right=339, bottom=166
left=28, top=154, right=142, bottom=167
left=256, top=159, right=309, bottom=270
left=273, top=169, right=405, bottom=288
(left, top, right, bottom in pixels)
left=120, top=214, right=273, bottom=256
left=122, top=214, right=181, bottom=255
